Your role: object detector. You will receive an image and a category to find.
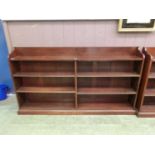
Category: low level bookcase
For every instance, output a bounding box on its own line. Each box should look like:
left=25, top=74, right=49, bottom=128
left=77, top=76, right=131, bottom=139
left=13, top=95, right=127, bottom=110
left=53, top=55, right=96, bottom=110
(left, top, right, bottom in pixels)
left=9, top=47, right=144, bottom=115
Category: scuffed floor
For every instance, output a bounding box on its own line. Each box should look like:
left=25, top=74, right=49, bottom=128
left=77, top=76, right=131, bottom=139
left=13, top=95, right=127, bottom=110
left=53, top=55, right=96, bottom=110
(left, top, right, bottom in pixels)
left=0, top=96, right=155, bottom=135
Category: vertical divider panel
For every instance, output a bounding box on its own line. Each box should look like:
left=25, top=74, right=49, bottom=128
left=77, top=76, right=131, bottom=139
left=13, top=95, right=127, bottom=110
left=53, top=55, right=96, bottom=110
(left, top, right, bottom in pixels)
left=9, top=60, right=24, bottom=107
left=136, top=48, right=152, bottom=111
left=133, top=49, right=145, bottom=108
left=74, top=59, right=78, bottom=108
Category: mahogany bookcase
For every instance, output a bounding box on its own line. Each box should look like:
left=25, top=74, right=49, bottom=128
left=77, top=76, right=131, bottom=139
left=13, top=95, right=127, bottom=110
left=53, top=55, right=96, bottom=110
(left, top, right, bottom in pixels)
left=137, top=47, right=155, bottom=117
left=9, top=47, right=144, bottom=115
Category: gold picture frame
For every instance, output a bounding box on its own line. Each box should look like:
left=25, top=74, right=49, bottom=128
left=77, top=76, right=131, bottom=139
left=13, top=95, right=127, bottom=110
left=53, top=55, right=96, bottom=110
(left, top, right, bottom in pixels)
left=118, top=19, right=155, bottom=32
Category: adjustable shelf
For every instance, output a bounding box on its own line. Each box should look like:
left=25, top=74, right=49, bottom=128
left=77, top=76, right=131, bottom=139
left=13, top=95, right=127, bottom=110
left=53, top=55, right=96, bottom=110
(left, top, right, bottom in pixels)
left=13, top=72, right=74, bottom=77
left=145, top=89, right=155, bottom=96
left=77, top=87, right=136, bottom=95
left=9, top=47, right=144, bottom=115
left=16, top=86, right=75, bottom=93
left=149, top=73, right=155, bottom=78
left=137, top=48, right=155, bottom=117
left=78, top=102, right=135, bottom=114
left=78, top=72, right=140, bottom=77
left=20, top=102, right=75, bottom=113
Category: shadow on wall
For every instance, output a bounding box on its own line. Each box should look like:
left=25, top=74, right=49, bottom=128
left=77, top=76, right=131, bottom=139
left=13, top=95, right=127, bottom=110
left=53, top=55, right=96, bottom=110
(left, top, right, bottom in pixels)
left=0, top=20, right=13, bottom=92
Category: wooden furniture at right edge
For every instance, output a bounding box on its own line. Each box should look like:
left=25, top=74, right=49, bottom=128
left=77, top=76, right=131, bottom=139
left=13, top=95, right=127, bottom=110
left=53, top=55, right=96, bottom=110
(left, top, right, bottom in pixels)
left=137, top=47, right=155, bottom=117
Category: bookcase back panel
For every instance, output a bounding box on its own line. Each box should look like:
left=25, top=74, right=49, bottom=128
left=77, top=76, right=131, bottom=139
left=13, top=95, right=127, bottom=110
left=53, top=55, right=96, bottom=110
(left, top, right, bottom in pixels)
left=78, top=77, right=138, bottom=89
left=78, top=95, right=132, bottom=103
left=134, top=62, right=142, bottom=73
left=150, top=63, right=155, bottom=73
left=19, top=61, right=74, bottom=73
left=24, top=93, right=75, bottom=103
left=143, top=96, right=155, bottom=105
left=147, top=79, right=155, bottom=88
left=20, top=77, right=74, bottom=87
left=78, top=61, right=141, bottom=73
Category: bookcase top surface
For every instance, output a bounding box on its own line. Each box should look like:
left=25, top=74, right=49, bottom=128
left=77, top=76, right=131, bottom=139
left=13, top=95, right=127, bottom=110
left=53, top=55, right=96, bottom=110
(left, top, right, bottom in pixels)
left=10, top=47, right=143, bottom=61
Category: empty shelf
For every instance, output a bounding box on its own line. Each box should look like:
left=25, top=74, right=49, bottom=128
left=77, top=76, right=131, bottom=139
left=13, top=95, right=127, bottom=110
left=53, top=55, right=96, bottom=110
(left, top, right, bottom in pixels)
left=138, top=105, right=155, bottom=117
left=16, top=86, right=75, bottom=93
left=78, top=72, right=139, bottom=77
left=140, top=105, right=155, bottom=112
left=145, top=89, right=155, bottom=96
left=78, top=102, right=135, bottom=114
left=149, top=73, right=155, bottom=78
left=13, top=72, right=74, bottom=77
left=11, top=56, right=76, bottom=61
left=20, top=102, right=75, bottom=110
left=78, top=87, right=136, bottom=95
left=78, top=56, right=142, bottom=61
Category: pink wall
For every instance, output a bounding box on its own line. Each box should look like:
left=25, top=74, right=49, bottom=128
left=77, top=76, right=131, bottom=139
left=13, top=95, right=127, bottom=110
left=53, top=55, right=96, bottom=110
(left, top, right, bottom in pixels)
left=7, top=20, right=155, bottom=47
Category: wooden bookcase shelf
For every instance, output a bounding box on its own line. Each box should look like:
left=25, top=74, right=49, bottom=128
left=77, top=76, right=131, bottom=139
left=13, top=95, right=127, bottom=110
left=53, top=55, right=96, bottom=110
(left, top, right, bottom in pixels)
left=13, top=72, right=75, bottom=77
left=16, top=86, right=75, bottom=93
left=137, top=48, right=155, bottom=117
left=77, top=72, right=140, bottom=78
left=77, top=87, right=136, bottom=95
left=145, top=89, right=155, bottom=96
left=9, top=47, right=144, bottom=115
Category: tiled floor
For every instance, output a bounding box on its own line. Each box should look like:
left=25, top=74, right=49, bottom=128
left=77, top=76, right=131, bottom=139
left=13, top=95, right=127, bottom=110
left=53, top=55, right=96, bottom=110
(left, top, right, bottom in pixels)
left=0, top=96, right=155, bottom=135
